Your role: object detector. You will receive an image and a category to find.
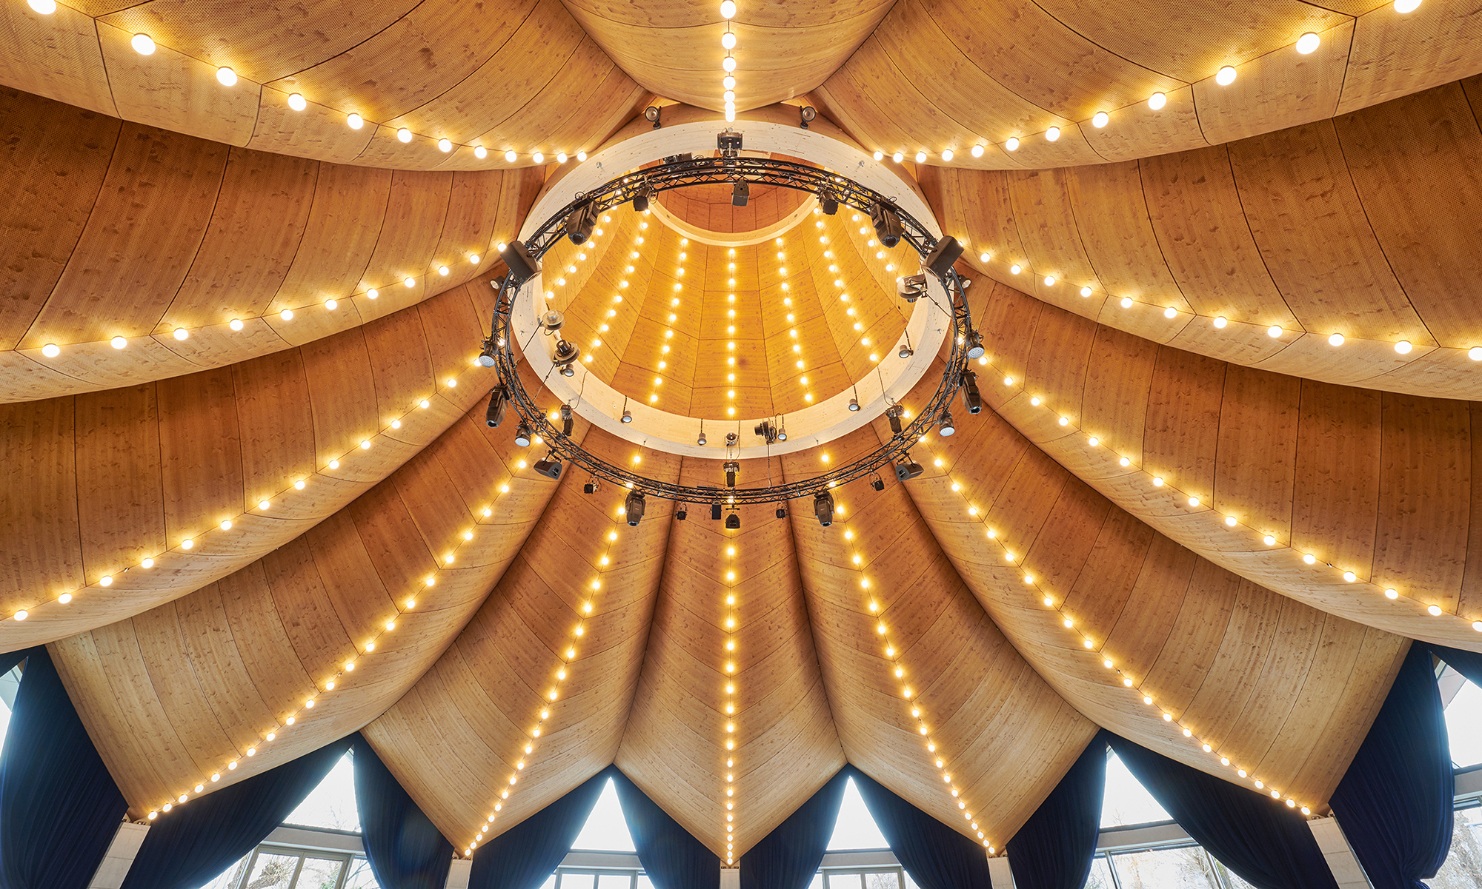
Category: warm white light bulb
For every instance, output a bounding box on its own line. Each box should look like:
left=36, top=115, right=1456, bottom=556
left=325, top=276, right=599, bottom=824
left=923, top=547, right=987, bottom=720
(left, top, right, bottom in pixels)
left=504, top=149, right=517, bottom=163
left=914, top=150, right=927, bottom=163
left=1215, top=66, right=1237, bottom=86
left=41, top=343, right=60, bottom=358
left=131, top=33, right=156, bottom=55
left=1394, top=0, right=1420, bottom=12
left=892, top=151, right=904, bottom=163
left=173, top=327, right=189, bottom=341
left=722, top=56, right=737, bottom=72
left=1296, top=32, right=1321, bottom=54
left=27, top=0, right=57, bottom=13
left=1213, top=316, right=1228, bottom=329
left=1395, top=340, right=1413, bottom=354
left=941, top=148, right=954, bottom=161
left=721, top=31, right=737, bottom=49
left=1328, top=332, right=1344, bottom=346
left=473, top=145, right=487, bottom=159
left=1267, top=325, right=1283, bottom=338
left=347, top=113, right=363, bottom=130
left=111, top=335, right=127, bottom=349
left=1005, top=136, right=1020, bottom=151
left=532, top=151, right=545, bottom=164
left=216, top=67, right=237, bottom=87
left=397, top=127, right=412, bottom=143
left=1045, top=126, right=1060, bottom=142
left=288, top=92, right=307, bottom=111
left=1148, top=92, right=1167, bottom=111
left=873, top=150, right=884, bottom=161
left=1092, top=111, right=1109, bottom=128
left=720, top=0, right=736, bottom=17
left=971, top=144, right=984, bottom=157
left=438, top=138, right=452, bottom=152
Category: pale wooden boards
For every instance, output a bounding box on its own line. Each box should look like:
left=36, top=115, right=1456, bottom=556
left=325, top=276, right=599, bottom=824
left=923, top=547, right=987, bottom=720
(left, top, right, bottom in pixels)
left=0, top=85, right=542, bottom=403
left=925, top=77, right=1482, bottom=400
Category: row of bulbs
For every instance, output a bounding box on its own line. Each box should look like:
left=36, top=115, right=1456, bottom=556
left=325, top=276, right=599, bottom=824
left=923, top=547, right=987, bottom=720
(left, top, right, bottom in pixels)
left=835, top=510, right=996, bottom=851
left=720, top=0, right=739, bottom=123
left=975, top=353, right=1482, bottom=634
left=463, top=505, right=627, bottom=856
left=7, top=353, right=489, bottom=625
left=19, top=0, right=591, bottom=164
left=28, top=247, right=498, bottom=359
left=147, top=444, right=524, bottom=821
left=974, top=246, right=1482, bottom=366
left=912, top=433, right=1315, bottom=815
left=720, top=539, right=743, bottom=865
left=865, top=0, right=1424, bottom=165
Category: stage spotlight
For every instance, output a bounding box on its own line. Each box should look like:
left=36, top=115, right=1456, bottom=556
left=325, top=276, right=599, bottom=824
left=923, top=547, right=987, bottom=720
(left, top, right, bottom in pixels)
left=814, top=491, right=835, bottom=527
left=560, top=403, right=574, bottom=436
left=583, top=478, right=600, bottom=495
left=644, top=105, right=662, bottom=128
left=939, top=410, right=956, bottom=437
left=849, top=396, right=860, bottom=412
left=625, top=490, right=646, bottom=526
left=724, top=511, right=741, bottom=530
left=800, top=106, right=817, bottom=129
left=564, top=201, right=597, bottom=245
left=711, top=502, right=724, bottom=521
left=775, top=505, right=787, bottom=519
left=754, top=420, right=778, bottom=444
left=924, top=235, right=965, bottom=278
left=964, top=330, right=986, bottom=359
left=870, top=201, right=904, bottom=248
left=777, top=422, right=788, bottom=442
left=502, top=240, right=539, bottom=285
left=871, top=474, right=886, bottom=492
left=886, top=404, right=904, bottom=436
left=633, top=183, right=655, bottom=213
left=898, top=338, right=915, bottom=360
left=819, top=190, right=838, bottom=215
left=724, top=461, right=740, bottom=488
left=697, top=426, right=708, bottom=447
left=961, top=370, right=983, bottom=414
left=718, top=129, right=743, bottom=157
left=514, top=422, right=532, bottom=447
left=676, top=504, right=688, bottom=521
left=552, top=338, right=581, bottom=374
left=894, top=457, right=925, bottom=481
left=732, top=179, right=750, bottom=207
left=485, top=386, right=508, bottom=427
left=533, top=454, right=563, bottom=480
left=897, top=273, right=928, bottom=302
left=478, top=335, right=497, bottom=367
left=621, top=398, right=633, bottom=424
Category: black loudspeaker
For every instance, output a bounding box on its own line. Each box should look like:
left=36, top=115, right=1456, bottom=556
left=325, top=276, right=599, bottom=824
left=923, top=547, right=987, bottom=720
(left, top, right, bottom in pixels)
left=711, top=503, right=724, bottom=521
left=894, top=461, right=925, bottom=482
left=924, top=236, right=965, bottom=278
left=532, top=458, right=563, bottom=480
left=502, top=240, right=539, bottom=284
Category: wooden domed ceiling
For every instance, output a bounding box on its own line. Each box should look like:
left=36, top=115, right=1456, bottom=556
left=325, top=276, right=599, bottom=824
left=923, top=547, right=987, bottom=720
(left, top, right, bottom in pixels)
left=1, top=0, right=1480, bottom=870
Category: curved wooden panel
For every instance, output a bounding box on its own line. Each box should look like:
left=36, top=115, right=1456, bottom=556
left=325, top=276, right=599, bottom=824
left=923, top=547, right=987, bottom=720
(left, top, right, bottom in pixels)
left=968, top=277, right=1482, bottom=652
left=616, top=455, right=844, bottom=860
left=0, top=86, right=541, bottom=402
left=925, top=78, right=1482, bottom=400
left=49, top=393, right=568, bottom=815
left=364, top=429, right=678, bottom=853
left=890, top=365, right=1408, bottom=807
left=0, top=0, right=644, bottom=169
left=784, top=426, right=1098, bottom=847
left=0, top=282, right=499, bottom=651
left=812, top=0, right=1482, bottom=169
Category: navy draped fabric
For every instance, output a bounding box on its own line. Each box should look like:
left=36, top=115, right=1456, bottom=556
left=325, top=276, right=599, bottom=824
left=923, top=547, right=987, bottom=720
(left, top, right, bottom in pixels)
left=353, top=735, right=453, bottom=889
left=849, top=766, right=993, bottom=889
left=740, top=770, right=849, bottom=889
left=1007, top=733, right=1108, bottom=889
left=0, top=647, right=128, bottom=889
left=1105, top=735, right=1336, bottom=889
left=469, top=769, right=611, bottom=889
left=1432, top=642, right=1482, bottom=690
left=1329, top=645, right=1454, bottom=889
left=0, top=647, right=28, bottom=677
left=613, top=770, right=720, bottom=889
left=120, top=736, right=354, bottom=889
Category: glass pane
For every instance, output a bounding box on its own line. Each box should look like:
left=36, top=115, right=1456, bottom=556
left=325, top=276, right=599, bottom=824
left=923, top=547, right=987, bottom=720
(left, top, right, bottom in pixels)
left=541, top=876, right=558, bottom=889
left=342, top=858, right=381, bottom=889
left=1101, top=753, right=1174, bottom=828
left=597, top=875, right=631, bottom=889
left=0, top=666, right=17, bottom=755
left=1445, top=677, right=1482, bottom=769
left=636, top=876, right=653, bottom=889
left=244, top=853, right=299, bottom=889
left=828, top=874, right=864, bottom=889
left=1109, top=847, right=1223, bottom=889
left=571, top=778, right=638, bottom=851
left=808, top=875, right=823, bottom=889
left=284, top=752, right=360, bottom=832
left=561, top=873, right=596, bottom=889
left=1212, top=856, right=1260, bottom=889
left=291, top=857, right=343, bottom=889
left=827, top=779, right=892, bottom=850
left=1082, top=857, right=1114, bottom=889
left=864, top=871, right=901, bottom=889
left=200, top=855, right=253, bottom=889
left=1428, top=805, right=1482, bottom=888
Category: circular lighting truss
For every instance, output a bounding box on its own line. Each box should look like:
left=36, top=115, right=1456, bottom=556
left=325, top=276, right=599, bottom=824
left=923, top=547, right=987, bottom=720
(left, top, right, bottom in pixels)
left=483, top=152, right=981, bottom=509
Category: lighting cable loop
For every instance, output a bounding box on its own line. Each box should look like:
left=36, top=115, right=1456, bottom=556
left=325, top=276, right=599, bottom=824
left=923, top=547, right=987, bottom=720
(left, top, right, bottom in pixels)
left=720, top=533, right=742, bottom=865
left=487, top=157, right=976, bottom=507
left=913, top=435, right=1316, bottom=816
left=967, top=349, right=1482, bottom=634
left=145, top=462, right=522, bottom=821
left=833, top=501, right=996, bottom=852
left=462, top=499, right=628, bottom=857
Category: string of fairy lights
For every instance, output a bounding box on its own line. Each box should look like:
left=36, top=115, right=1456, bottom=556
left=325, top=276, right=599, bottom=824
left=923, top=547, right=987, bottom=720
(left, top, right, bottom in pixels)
left=720, top=535, right=742, bottom=866
left=143, top=449, right=531, bottom=822
left=832, top=501, right=997, bottom=853
left=866, top=0, right=1427, bottom=165
left=649, top=235, right=688, bottom=407
left=910, top=433, right=1318, bottom=816
left=461, top=501, right=628, bottom=857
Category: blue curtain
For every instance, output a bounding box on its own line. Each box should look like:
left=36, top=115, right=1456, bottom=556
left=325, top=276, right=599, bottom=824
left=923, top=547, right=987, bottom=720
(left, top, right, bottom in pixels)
left=1105, top=735, right=1336, bottom=889
left=740, top=770, right=849, bottom=889
left=613, top=770, right=720, bottom=889
left=849, top=766, right=993, bottom=889
left=1329, top=644, right=1453, bottom=889
left=353, top=735, right=452, bottom=889
left=0, top=647, right=128, bottom=889
left=120, top=735, right=353, bottom=889
left=1007, top=732, right=1108, bottom=889
left=469, top=768, right=611, bottom=889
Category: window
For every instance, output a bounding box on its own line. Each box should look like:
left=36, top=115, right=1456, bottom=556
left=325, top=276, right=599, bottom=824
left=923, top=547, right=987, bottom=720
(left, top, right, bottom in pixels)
left=817, top=868, right=909, bottom=889
left=1442, top=670, right=1482, bottom=770
left=827, top=778, right=891, bottom=851
left=1428, top=804, right=1482, bottom=888
left=570, top=778, right=637, bottom=852
left=201, top=847, right=379, bottom=889
left=284, top=752, right=360, bottom=832
left=0, top=663, right=20, bottom=755
left=1100, top=752, right=1173, bottom=828
left=1091, top=846, right=1254, bottom=889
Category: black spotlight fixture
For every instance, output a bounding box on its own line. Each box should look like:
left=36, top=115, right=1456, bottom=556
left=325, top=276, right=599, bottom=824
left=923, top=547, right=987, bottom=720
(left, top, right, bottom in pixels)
left=871, top=474, right=886, bottom=492
left=818, top=190, right=838, bottom=215
left=754, top=420, right=778, bottom=444
left=583, top=477, right=601, bottom=495
left=485, top=386, right=508, bottom=428
left=898, top=333, right=915, bottom=360
left=724, top=511, right=741, bottom=530
left=961, top=370, right=983, bottom=414
left=552, top=339, right=581, bottom=376
left=799, top=105, right=817, bottom=129
left=676, top=503, right=688, bottom=521
left=813, top=491, right=835, bottom=527
left=732, top=179, right=750, bottom=207
left=775, top=505, right=787, bottom=519
left=513, top=422, right=532, bottom=448
left=870, top=201, right=904, bottom=248
left=697, top=423, right=708, bottom=447
left=644, top=105, right=662, bottom=128
left=711, top=502, right=724, bottom=521
left=886, top=404, right=904, bottom=436
left=724, top=460, right=740, bottom=488
left=502, top=240, right=540, bottom=285
left=560, top=403, right=575, bottom=437
left=924, top=235, right=965, bottom=278
left=633, top=182, right=655, bottom=214
left=478, top=335, right=498, bottom=367
left=848, top=386, right=861, bottom=412
left=718, top=129, right=743, bottom=158
left=894, top=456, right=925, bottom=481
left=564, top=201, right=598, bottom=246
left=620, top=397, right=632, bottom=424
left=939, top=409, right=956, bottom=437
left=776, top=421, right=787, bottom=442
left=964, top=330, right=986, bottom=360
left=896, top=273, right=928, bottom=302
left=625, top=490, right=646, bottom=526
left=533, top=453, right=563, bottom=480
